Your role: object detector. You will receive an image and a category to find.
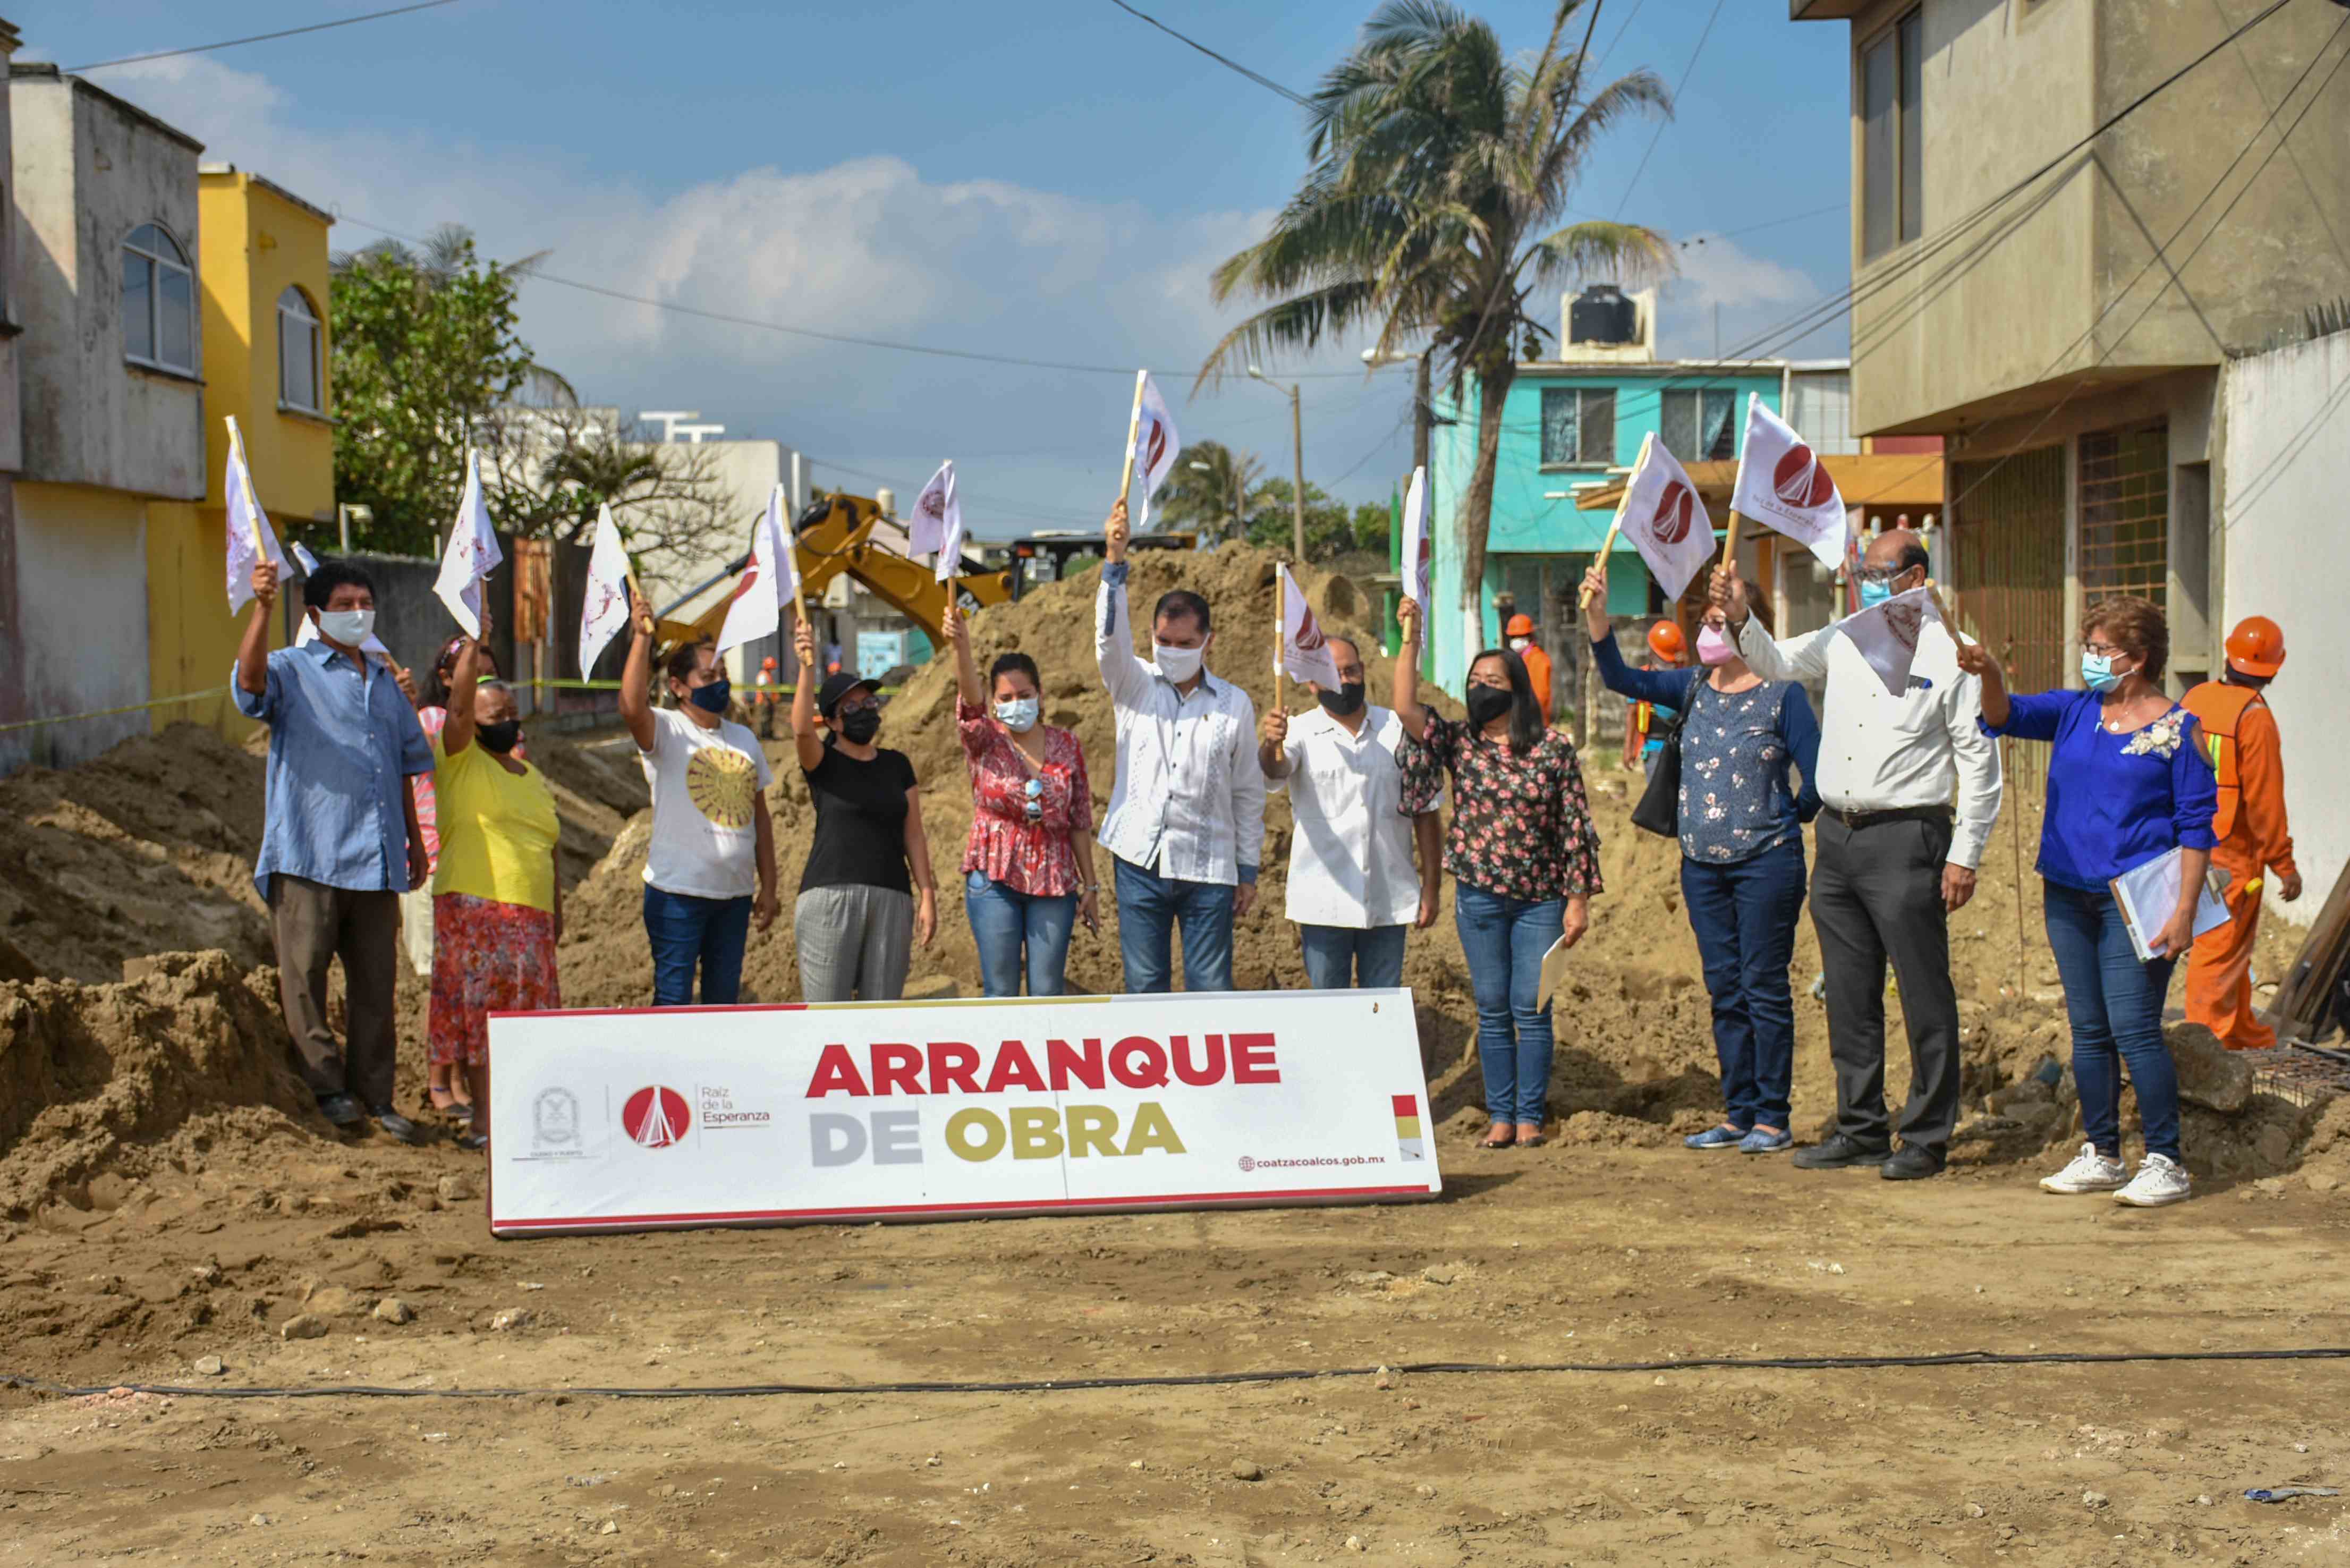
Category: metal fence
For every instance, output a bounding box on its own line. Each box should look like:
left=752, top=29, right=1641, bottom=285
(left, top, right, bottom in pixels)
left=2078, top=422, right=2169, bottom=611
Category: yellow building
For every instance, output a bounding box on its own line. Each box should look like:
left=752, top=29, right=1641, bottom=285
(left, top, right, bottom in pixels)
left=146, top=165, right=337, bottom=741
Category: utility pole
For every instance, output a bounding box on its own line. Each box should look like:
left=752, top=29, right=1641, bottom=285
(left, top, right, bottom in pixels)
left=1250, top=366, right=1307, bottom=560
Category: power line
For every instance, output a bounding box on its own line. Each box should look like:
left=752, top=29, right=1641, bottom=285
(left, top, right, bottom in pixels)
left=1680, top=201, right=1849, bottom=248
left=1102, top=0, right=1310, bottom=108
left=68, top=0, right=466, bottom=73
left=1611, top=0, right=1724, bottom=218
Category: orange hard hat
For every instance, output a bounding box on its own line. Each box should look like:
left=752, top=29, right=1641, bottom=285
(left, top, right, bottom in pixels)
left=1647, top=620, right=1687, bottom=661
left=1504, top=613, right=1536, bottom=638
left=2225, top=615, right=2285, bottom=677
left=761, top=656, right=778, bottom=669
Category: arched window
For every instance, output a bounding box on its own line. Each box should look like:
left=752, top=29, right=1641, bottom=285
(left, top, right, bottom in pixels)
left=277, top=285, right=321, bottom=413
left=123, top=223, right=194, bottom=374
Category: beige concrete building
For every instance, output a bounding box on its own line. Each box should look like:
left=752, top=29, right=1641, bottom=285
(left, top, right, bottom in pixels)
left=1793, top=0, right=2350, bottom=697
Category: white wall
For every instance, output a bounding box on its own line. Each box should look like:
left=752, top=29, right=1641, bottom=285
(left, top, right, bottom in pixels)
left=11, top=486, right=151, bottom=767
left=2221, top=332, right=2350, bottom=926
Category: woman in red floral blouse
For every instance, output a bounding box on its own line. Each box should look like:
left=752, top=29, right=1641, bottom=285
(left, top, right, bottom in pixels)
left=944, top=604, right=1099, bottom=995
left=1393, top=598, right=1602, bottom=1148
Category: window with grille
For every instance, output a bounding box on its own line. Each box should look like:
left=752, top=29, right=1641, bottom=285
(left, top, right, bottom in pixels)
left=1539, top=387, right=1617, bottom=465
left=2078, top=423, right=2168, bottom=613
left=123, top=223, right=194, bottom=374
left=1660, top=388, right=1737, bottom=461
left=278, top=285, right=322, bottom=413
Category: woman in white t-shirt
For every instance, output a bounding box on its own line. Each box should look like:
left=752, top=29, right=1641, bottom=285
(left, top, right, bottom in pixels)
left=618, top=590, right=779, bottom=1005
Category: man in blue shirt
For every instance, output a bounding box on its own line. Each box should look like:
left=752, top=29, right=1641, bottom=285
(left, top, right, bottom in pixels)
left=235, top=558, right=433, bottom=1142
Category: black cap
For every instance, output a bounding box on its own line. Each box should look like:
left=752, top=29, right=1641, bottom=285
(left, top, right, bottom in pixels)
left=816, top=671, right=879, bottom=717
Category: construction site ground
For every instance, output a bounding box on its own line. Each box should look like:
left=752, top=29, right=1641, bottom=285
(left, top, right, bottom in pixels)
left=5, top=541, right=2348, bottom=1565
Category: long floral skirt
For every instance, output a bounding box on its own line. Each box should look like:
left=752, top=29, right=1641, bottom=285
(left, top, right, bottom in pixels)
left=429, top=893, right=560, bottom=1067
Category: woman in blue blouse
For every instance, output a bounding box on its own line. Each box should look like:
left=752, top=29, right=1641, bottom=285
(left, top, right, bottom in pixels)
left=1961, top=595, right=2218, bottom=1208
left=1583, top=565, right=1821, bottom=1155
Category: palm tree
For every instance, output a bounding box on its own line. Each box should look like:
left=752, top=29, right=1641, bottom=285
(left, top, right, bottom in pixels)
left=1199, top=0, right=1676, bottom=653
left=1159, top=440, right=1267, bottom=541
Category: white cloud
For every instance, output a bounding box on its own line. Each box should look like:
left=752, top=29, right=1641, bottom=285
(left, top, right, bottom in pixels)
left=78, top=54, right=1419, bottom=515
left=1653, top=232, right=1837, bottom=360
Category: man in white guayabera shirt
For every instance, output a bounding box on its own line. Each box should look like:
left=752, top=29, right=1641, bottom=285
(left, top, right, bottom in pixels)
left=1258, top=634, right=1442, bottom=988
left=1094, top=498, right=1265, bottom=993
left=1714, top=530, right=2001, bottom=1182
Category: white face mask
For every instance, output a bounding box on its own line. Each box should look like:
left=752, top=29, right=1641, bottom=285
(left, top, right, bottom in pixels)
left=315, top=608, right=376, bottom=646
left=1508, top=637, right=1531, bottom=652
left=1153, top=642, right=1204, bottom=683
left=994, top=696, right=1040, bottom=732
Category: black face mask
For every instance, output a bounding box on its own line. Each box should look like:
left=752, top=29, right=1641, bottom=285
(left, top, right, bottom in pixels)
left=1317, top=682, right=1367, bottom=717
left=838, top=709, right=882, bottom=745
left=1465, top=684, right=1515, bottom=729
left=477, top=719, right=523, bottom=755
left=686, top=677, right=732, bottom=715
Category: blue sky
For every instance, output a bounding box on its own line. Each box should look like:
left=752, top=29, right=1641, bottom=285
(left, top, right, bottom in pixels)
left=21, top=0, right=1856, bottom=533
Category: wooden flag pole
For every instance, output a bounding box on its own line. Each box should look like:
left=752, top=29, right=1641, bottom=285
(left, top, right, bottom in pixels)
left=1115, top=370, right=1148, bottom=510
left=1581, top=432, right=1650, bottom=609
left=1721, top=510, right=1744, bottom=571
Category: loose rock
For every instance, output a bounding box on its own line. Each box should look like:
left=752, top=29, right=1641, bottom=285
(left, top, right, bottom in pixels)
left=2169, top=1023, right=2253, bottom=1113
left=278, top=1313, right=328, bottom=1341
left=489, top=1307, right=534, bottom=1332
left=372, top=1297, right=415, bottom=1325
left=437, top=1174, right=478, bottom=1203
left=193, top=1354, right=225, bottom=1376
left=1421, top=1264, right=1458, bottom=1286
left=1232, top=1460, right=1264, bottom=1481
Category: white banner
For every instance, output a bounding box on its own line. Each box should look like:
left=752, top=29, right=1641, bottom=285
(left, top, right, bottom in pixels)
left=1398, top=464, right=1430, bottom=650
left=1129, top=372, right=1180, bottom=532
left=486, top=989, right=1441, bottom=1235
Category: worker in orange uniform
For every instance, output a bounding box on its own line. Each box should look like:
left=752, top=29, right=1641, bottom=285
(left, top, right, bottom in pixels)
left=2182, top=616, right=2301, bottom=1049
left=1622, top=619, right=1688, bottom=773
left=754, top=655, right=780, bottom=738
left=1504, top=613, right=1555, bottom=723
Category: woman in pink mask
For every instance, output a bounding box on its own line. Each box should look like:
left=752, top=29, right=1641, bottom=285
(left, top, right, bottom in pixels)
left=1583, top=566, right=1821, bottom=1156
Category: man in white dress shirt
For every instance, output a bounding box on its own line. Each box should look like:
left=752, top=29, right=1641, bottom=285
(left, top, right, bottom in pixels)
left=1716, top=529, right=2001, bottom=1181
left=1258, top=635, right=1443, bottom=988
left=1096, top=499, right=1266, bottom=993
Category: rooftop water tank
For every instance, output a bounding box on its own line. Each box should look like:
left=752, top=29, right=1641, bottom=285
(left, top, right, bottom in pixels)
left=1568, top=283, right=1636, bottom=346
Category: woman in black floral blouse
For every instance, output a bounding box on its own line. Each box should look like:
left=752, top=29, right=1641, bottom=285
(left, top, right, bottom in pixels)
left=1393, top=598, right=1602, bottom=1148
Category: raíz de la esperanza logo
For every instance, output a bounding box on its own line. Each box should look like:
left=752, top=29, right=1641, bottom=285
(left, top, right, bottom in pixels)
left=621, top=1085, right=692, bottom=1149
left=1650, top=480, right=1695, bottom=545
left=1771, top=443, right=1836, bottom=509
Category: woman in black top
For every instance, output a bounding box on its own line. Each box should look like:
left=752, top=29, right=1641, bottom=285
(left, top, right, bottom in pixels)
left=789, top=618, right=938, bottom=1001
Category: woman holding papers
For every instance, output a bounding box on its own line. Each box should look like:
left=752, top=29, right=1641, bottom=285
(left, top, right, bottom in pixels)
left=941, top=602, right=1098, bottom=996
left=1392, top=598, right=1602, bottom=1150
left=428, top=625, right=562, bottom=1150
left=1960, top=595, right=2219, bottom=1207
left=1584, top=566, right=1820, bottom=1156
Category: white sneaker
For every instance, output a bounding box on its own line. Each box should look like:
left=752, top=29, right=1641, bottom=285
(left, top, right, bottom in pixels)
left=2114, top=1153, right=2192, bottom=1207
left=2040, top=1142, right=2128, bottom=1194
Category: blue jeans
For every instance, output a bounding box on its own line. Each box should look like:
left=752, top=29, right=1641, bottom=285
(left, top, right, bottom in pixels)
left=1680, top=836, right=1807, bottom=1129
left=2044, top=880, right=2182, bottom=1160
left=643, top=886, right=752, bottom=1006
left=1298, top=923, right=1409, bottom=990
left=1113, top=855, right=1236, bottom=993
left=965, top=873, right=1079, bottom=997
left=1455, top=883, right=1563, bottom=1126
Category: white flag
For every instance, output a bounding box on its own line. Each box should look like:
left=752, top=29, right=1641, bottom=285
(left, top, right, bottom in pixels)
left=1730, top=394, right=1848, bottom=571
left=716, top=484, right=791, bottom=656
left=1277, top=563, right=1344, bottom=690
left=578, top=503, right=636, bottom=679
left=909, top=461, right=966, bottom=583
left=290, top=540, right=319, bottom=575
left=1836, top=584, right=1942, bottom=698
left=1127, top=372, right=1181, bottom=532
left=1616, top=435, right=1718, bottom=603
left=223, top=419, right=289, bottom=612
left=434, top=450, right=504, bottom=637
left=1398, top=465, right=1431, bottom=650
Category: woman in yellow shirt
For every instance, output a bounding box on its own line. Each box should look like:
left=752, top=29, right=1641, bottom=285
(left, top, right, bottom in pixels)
left=430, top=625, right=562, bottom=1150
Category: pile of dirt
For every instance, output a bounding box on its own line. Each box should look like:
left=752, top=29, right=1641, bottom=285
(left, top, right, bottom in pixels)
left=0, top=950, right=324, bottom=1217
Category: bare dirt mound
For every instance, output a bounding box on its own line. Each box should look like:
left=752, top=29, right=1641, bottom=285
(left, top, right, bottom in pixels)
left=0, top=950, right=328, bottom=1217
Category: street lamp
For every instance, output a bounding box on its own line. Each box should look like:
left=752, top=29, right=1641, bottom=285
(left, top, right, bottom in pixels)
left=1247, top=365, right=1306, bottom=562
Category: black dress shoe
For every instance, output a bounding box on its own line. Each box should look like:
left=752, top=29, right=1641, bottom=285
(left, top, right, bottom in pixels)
left=1791, top=1132, right=1893, bottom=1170
left=1880, top=1144, right=1946, bottom=1181
left=368, top=1105, right=425, bottom=1146
left=317, top=1092, right=366, bottom=1128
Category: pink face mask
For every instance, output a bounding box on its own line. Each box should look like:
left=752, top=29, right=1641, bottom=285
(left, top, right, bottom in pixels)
left=1696, top=624, right=1736, bottom=666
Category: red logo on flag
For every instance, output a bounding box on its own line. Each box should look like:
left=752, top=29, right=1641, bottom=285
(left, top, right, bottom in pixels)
left=1885, top=600, right=1926, bottom=654
left=621, top=1085, right=692, bottom=1149
left=1771, top=444, right=1835, bottom=508
left=1295, top=605, right=1327, bottom=653
left=729, top=566, right=761, bottom=603
left=918, top=487, right=946, bottom=520
left=1140, top=417, right=1168, bottom=476
left=1650, top=480, right=1696, bottom=545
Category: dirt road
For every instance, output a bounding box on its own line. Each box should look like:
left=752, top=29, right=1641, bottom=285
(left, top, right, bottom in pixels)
left=5, top=1128, right=2348, bottom=1566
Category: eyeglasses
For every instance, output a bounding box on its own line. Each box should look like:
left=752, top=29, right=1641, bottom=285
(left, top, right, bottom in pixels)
left=1855, top=563, right=1914, bottom=585
left=2082, top=639, right=2128, bottom=658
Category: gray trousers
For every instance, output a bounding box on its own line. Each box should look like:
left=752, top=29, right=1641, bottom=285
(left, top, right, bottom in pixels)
left=267, top=874, right=402, bottom=1107
left=1809, top=811, right=1962, bottom=1152
left=795, top=884, right=913, bottom=1003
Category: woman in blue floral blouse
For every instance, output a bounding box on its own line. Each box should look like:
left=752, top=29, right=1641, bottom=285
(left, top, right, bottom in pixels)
left=1583, top=564, right=1820, bottom=1155
left=1963, top=595, right=2217, bottom=1208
